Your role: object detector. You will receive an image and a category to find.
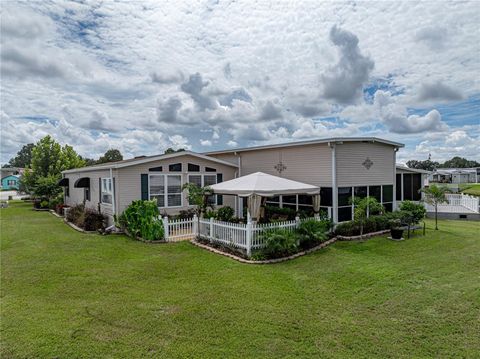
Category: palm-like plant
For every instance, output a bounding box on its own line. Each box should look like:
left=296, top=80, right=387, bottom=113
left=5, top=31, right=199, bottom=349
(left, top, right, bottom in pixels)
left=352, top=197, right=384, bottom=237
left=420, top=184, right=449, bottom=230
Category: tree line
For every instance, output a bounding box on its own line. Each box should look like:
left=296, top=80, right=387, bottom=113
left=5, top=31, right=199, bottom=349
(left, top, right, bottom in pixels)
left=406, top=157, right=480, bottom=171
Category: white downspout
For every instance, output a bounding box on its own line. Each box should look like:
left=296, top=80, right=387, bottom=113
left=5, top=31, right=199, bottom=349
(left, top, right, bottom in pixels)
left=393, top=148, right=398, bottom=210
left=236, top=152, right=243, bottom=218
left=330, top=142, right=338, bottom=223
left=110, top=167, right=116, bottom=218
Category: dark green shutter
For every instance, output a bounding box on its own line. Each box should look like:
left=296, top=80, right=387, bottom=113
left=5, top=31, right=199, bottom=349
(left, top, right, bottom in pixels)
left=99, top=178, right=102, bottom=203
left=216, top=173, right=223, bottom=205
left=141, top=174, right=149, bottom=200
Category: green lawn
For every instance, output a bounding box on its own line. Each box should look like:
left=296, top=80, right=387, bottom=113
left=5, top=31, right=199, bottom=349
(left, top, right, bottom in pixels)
left=462, top=183, right=480, bottom=197
left=1, top=202, right=479, bottom=358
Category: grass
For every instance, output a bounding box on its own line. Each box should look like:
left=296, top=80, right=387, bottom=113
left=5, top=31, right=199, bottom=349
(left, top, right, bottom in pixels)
left=461, top=183, right=480, bottom=197
left=1, top=201, right=479, bottom=358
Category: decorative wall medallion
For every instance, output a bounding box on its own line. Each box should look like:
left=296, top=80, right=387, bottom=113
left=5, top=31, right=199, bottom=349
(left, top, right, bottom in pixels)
left=274, top=161, right=287, bottom=174
left=362, top=157, right=373, bottom=170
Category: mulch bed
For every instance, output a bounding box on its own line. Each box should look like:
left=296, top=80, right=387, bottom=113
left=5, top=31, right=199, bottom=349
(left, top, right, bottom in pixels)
left=191, top=237, right=338, bottom=264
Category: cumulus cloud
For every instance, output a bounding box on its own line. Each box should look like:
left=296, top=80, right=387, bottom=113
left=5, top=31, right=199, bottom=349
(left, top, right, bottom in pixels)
left=180, top=73, right=217, bottom=111
left=151, top=70, right=184, bottom=85
left=415, top=27, right=448, bottom=50
left=157, top=96, right=183, bottom=123
left=321, top=25, right=374, bottom=105
left=259, top=100, right=282, bottom=120
left=200, top=139, right=212, bottom=146
left=218, top=88, right=252, bottom=107
left=374, top=90, right=447, bottom=134
left=418, top=81, right=463, bottom=102
left=0, top=2, right=478, bottom=163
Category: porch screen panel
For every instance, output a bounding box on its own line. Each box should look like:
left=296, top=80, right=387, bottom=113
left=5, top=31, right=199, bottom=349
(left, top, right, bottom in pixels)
left=403, top=174, right=412, bottom=200
left=412, top=174, right=421, bottom=201
left=396, top=174, right=402, bottom=200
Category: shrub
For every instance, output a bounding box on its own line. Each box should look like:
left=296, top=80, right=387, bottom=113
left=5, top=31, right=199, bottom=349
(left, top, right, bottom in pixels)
left=204, top=210, right=217, bottom=219
left=176, top=208, right=196, bottom=220
left=297, top=219, right=329, bottom=249
left=264, top=206, right=296, bottom=221
left=82, top=209, right=106, bottom=231
left=66, top=204, right=84, bottom=223
left=399, top=201, right=426, bottom=224
left=217, top=206, right=234, bottom=222
left=118, top=200, right=164, bottom=241
left=260, top=229, right=298, bottom=259
left=334, top=221, right=359, bottom=236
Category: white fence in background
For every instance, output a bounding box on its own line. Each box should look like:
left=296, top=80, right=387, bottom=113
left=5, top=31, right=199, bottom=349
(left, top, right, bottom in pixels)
left=424, top=193, right=479, bottom=213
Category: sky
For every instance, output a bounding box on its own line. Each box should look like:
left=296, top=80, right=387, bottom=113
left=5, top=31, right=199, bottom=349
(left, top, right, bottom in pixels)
left=1, top=0, right=479, bottom=165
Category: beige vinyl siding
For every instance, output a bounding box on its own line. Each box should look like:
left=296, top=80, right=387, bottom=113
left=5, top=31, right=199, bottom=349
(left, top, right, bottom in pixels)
left=64, top=169, right=114, bottom=223
left=117, top=154, right=236, bottom=215
left=336, top=142, right=395, bottom=186
left=212, top=143, right=332, bottom=186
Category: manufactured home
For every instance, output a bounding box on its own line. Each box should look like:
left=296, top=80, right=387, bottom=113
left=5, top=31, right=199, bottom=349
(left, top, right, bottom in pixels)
left=61, top=137, right=425, bottom=224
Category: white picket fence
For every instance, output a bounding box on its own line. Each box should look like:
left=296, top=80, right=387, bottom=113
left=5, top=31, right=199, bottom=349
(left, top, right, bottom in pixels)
left=162, top=215, right=325, bottom=254
left=162, top=216, right=195, bottom=242
left=198, top=216, right=322, bottom=256
left=425, top=193, right=479, bottom=213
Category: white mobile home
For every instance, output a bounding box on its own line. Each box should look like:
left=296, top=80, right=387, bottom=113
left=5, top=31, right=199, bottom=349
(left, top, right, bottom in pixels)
left=62, top=137, right=424, bottom=224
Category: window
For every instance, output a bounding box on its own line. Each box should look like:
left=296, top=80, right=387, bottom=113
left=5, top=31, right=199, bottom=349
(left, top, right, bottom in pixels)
left=169, top=163, right=182, bottom=172
left=149, top=166, right=162, bottom=172
left=369, top=186, right=381, bottom=202
left=188, top=174, right=218, bottom=205
left=396, top=174, right=402, bottom=200
left=149, top=174, right=182, bottom=208
left=167, top=175, right=182, bottom=207
left=403, top=174, right=412, bottom=200
left=338, top=187, right=352, bottom=206
left=188, top=163, right=200, bottom=172
left=188, top=175, right=202, bottom=187
left=205, top=167, right=216, bottom=172
left=412, top=174, right=421, bottom=201
left=149, top=175, right=165, bottom=207
left=101, top=178, right=113, bottom=204
left=204, top=175, right=217, bottom=204
left=354, top=186, right=367, bottom=199
left=382, top=185, right=393, bottom=203
left=320, top=187, right=333, bottom=207
left=338, top=207, right=352, bottom=222
left=7, top=180, right=16, bottom=186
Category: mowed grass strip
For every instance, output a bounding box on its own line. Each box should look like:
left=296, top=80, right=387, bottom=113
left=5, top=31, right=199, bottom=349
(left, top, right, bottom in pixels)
left=1, top=201, right=479, bottom=358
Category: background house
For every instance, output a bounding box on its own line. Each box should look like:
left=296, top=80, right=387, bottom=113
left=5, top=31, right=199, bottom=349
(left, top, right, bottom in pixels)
left=1, top=175, right=20, bottom=190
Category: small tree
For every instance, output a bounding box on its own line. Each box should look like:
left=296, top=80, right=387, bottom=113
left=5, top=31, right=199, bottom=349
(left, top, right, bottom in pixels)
left=34, top=175, right=63, bottom=201
left=420, top=184, right=449, bottom=230
left=352, top=197, right=384, bottom=237
left=182, top=183, right=214, bottom=218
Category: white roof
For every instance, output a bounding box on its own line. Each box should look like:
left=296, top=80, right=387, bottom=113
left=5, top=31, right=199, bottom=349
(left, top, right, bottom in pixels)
left=62, top=151, right=238, bottom=174
left=205, top=137, right=404, bottom=155
left=396, top=164, right=431, bottom=174
left=209, top=172, right=320, bottom=197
